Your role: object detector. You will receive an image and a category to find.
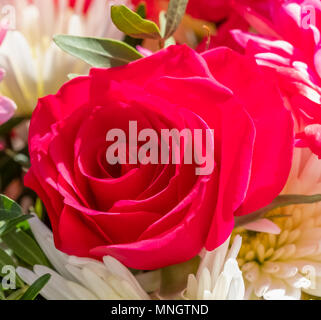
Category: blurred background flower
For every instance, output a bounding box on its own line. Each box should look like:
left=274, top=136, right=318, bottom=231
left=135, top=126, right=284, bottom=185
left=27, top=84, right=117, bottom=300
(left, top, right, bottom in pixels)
left=0, top=68, right=16, bottom=125
left=0, top=0, right=129, bottom=116
left=231, top=0, right=321, bottom=159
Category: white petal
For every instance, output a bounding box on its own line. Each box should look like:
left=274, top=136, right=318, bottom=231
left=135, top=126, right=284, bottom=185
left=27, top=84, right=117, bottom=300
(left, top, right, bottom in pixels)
left=66, top=281, right=98, bottom=300
left=302, top=276, right=321, bottom=297
left=81, top=267, right=120, bottom=300
left=16, top=266, right=67, bottom=300
left=197, top=236, right=230, bottom=285
left=33, top=265, right=77, bottom=300
left=254, top=273, right=272, bottom=298
left=103, top=256, right=149, bottom=299
left=227, top=273, right=245, bottom=300
left=184, top=274, right=198, bottom=300
left=243, top=219, right=281, bottom=234
left=28, top=214, right=75, bottom=281
left=263, top=279, right=286, bottom=300
left=197, top=268, right=211, bottom=299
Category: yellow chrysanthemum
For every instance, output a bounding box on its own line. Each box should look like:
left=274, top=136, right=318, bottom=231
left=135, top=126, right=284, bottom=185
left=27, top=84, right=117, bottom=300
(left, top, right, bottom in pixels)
left=234, top=148, right=321, bottom=300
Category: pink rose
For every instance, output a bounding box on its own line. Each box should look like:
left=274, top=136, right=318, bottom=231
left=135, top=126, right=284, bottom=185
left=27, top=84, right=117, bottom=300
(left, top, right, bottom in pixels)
left=25, top=45, right=294, bottom=270
left=231, top=0, right=321, bottom=157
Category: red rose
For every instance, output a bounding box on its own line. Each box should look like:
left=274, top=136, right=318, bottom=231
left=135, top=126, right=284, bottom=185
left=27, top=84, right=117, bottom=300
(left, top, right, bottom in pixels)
left=25, top=45, right=294, bottom=270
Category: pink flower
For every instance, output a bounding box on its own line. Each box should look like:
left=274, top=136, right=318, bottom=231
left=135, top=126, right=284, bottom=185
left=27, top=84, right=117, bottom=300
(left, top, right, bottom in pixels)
left=0, top=28, right=16, bottom=125
left=0, top=68, right=16, bottom=126
left=231, top=0, right=321, bottom=157
left=25, top=45, right=294, bottom=270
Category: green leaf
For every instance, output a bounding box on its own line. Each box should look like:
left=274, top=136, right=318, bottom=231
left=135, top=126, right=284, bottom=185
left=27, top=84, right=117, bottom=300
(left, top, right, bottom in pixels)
left=235, top=194, right=321, bottom=227
left=0, top=214, right=33, bottom=236
left=136, top=2, right=147, bottom=19
left=0, top=248, right=24, bottom=287
left=111, top=5, right=161, bottom=39
left=124, top=3, right=146, bottom=48
left=2, top=229, right=50, bottom=267
left=0, top=195, right=22, bottom=221
left=54, top=35, right=143, bottom=68
left=6, top=288, right=27, bottom=300
left=164, top=0, right=189, bottom=39
left=20, top=274, right=51, bottom=300
left=0, top=286, right=5, bottom=300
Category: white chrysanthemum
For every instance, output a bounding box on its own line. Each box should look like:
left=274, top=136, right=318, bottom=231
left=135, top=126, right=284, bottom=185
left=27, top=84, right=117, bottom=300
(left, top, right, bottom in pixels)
left=183, top=235, right=245, bottom=300
left=16, top=215, right=150, bottom=300
left=236, top=148, right=321, bottom=300
left=0, top=0, right=128, bottom=115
